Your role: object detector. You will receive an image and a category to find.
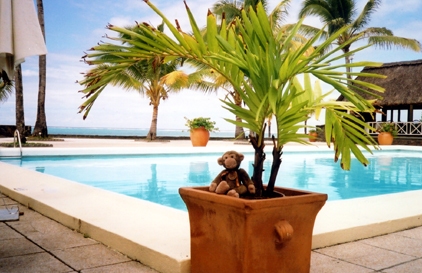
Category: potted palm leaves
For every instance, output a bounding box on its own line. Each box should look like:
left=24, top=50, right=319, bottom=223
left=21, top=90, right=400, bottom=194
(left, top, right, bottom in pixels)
left=80, top=1, right=384, bottom=272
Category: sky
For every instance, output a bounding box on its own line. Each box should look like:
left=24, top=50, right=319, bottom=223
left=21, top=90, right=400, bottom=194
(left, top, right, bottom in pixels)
left=1, top=0, right=422, bottom=132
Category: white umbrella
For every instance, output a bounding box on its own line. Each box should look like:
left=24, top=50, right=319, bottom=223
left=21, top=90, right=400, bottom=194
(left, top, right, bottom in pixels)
left=0, top=0, right=47, bottom=81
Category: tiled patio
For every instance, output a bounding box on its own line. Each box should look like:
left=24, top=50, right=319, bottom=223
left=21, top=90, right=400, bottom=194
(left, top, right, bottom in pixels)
left=2, top=193, right=422, bottom=273
left=311, top=227, right=422, bottom=273
left=0, top=195, right=159, bottom=273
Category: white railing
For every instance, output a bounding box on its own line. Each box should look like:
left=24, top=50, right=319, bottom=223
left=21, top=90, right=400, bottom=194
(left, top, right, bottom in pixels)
left=367, top=122, right=422, bottom=136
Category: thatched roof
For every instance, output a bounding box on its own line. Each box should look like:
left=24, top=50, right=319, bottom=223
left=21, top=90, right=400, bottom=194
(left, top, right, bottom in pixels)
left=352, top=59, right=422, bottom=107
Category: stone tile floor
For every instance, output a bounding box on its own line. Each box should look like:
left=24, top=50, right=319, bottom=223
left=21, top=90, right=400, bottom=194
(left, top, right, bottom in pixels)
left=0, top=195, right=159, bottom=273
left=2, top=193, right=422, bottom=273
left=311, top=225, right=422, bottom=273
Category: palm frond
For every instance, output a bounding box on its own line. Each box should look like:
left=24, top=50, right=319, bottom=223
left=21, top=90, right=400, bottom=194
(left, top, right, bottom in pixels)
left=0, top=71, right=13, bottom=102
left=160, top=70, right=189, bottom=89
left=359, top=27, right=393, bottom=37
left=292, top=23, right=328, bottom=40
left=299, top=0, right=332, bottom=21
left=368, top=36, right=422, bottom=51
left=268, top=0, right=290, bottom=26
left=0, top=84, right=13, bottom=102
left=352, top=0, right=381, bottom=31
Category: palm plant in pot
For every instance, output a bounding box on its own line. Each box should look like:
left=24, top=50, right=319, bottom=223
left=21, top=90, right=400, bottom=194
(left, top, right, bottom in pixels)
left=80, top=1, right=384, bottom=272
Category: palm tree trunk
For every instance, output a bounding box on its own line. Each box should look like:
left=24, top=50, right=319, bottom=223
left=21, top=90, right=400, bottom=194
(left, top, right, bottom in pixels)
left=235, top=116, right=245, bottom=139
left=304, top=120, right=308, bottom=134
left=33, top=0, right=48, bottom=138
left=147, top=104, right=158, bottom=140
left=15, top=64, right=26, bottom=136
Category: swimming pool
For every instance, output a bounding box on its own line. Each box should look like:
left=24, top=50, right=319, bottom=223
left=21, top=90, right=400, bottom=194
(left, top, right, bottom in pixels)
left=2, top=150, right=422, bottom=211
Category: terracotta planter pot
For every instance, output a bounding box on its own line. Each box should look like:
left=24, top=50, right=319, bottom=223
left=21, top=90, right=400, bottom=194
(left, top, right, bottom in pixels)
left=377, top=132, right=394, bottom=145
left=308, top=132, right=318, bottom=142
left=189, top=127, right=210, bottom=146
left=179, top=186, right=327, bottom=273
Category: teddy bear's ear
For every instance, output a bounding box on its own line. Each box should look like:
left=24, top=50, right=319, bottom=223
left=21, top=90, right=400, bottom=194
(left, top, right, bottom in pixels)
left=217, top=157, right=225, bottom=165
left=238, top=153, right=244, bottom=162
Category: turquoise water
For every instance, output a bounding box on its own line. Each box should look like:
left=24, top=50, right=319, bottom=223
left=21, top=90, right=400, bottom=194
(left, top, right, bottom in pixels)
left=46, top=126, right=234, bottom=138
left=2, top=151, right=422, bottom=211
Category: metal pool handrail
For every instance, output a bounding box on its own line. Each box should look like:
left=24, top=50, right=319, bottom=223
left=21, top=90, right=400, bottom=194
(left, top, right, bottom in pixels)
left=13, top=130, right=23, bottom=158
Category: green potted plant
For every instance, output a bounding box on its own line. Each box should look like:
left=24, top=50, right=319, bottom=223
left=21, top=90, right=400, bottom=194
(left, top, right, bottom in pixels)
left=377, top=122, right=398, bottom=145
left=185, top=117, right=218, bottom=146
left=308, top=129, right=318, bottom=142
left=81, top=2, right=384, bottom=272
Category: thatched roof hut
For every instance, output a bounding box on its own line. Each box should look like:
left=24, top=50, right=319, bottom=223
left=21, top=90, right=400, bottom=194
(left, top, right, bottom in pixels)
left=354, top=59, right=422, bottom=106
left=352, top=59, right=422, bottom=121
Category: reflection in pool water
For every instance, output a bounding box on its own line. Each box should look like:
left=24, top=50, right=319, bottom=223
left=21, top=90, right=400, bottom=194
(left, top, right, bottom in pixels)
left=1, top=151, right=422, bottom=211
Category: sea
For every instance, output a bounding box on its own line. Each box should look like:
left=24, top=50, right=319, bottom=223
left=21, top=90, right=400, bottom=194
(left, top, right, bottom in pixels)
left=46, top=126, right=235, bottom=138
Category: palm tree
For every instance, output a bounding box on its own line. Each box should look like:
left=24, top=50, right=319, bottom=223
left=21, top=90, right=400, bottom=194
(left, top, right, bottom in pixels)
left=78, top=24, right=200, bottom=140
left=79, top=57, right=189, bottom=140
left=1, top=66, right=26, bottom=137
left=213, top=0, right=268, bottom=21
left=14, top=65, right=26, bottom=135
left=0, top=58, right=26, bottom=138
left=298, top=0, right=421, bottom=100
left=33, top=0, right=48, bottom=137
left=188, top=67, right=248, bottom=138
left=213, top=0, right=289, bottom=24
left=0, top=68, right=27, bottom=136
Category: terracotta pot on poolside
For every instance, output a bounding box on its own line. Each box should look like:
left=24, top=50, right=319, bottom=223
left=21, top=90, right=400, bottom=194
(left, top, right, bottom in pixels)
left=179, top=186, right=327, bottom=273
left=308, top=131, right=318, bottom=142
left=189, top=127, right=210, bottom=147
left=377, top=132, right=394, bottom=145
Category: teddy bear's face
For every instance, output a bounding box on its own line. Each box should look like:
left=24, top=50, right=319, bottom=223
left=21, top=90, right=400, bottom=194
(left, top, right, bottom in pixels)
left=218, top=151, right=244, bottom=170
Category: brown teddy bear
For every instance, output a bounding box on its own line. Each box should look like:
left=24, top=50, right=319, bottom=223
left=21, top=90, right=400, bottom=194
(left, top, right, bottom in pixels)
left=209, top=150, right=255, bottom=198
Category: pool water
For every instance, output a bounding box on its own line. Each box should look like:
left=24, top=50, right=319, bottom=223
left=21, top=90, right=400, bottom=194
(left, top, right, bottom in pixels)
left=2, top=151, right=422, bottom=211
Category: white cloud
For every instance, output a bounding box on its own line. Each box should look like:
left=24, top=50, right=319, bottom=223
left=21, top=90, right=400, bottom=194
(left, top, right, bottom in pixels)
left=21, top=69, right=39, bottom=77
left=109, top=16, right=134, bottom=27
left=377, top=0, right=422, bottom=15
left=393, top=21, right=422, bottom=41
